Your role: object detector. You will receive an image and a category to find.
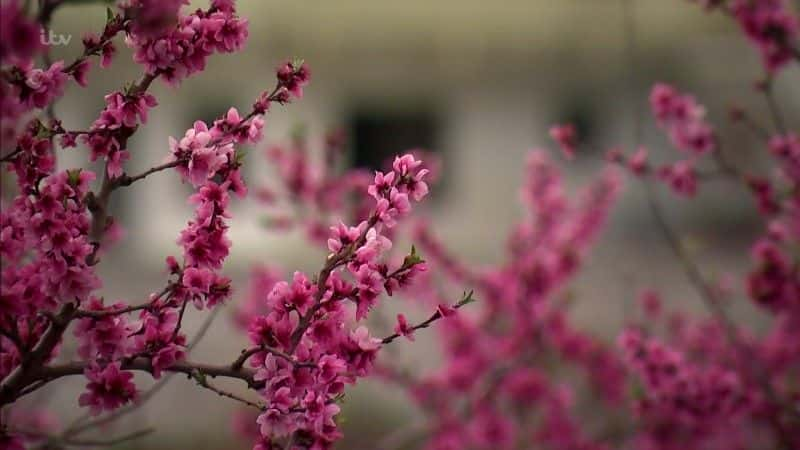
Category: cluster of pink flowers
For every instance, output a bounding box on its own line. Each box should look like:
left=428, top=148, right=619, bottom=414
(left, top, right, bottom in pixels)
left=1, top=58, right=68, bottom=151
left=78, top=362, right=138, bottom=415
left=1, top=2, right=358, bottom=446
left=768, top=132, right=800, bottom=183
left=607, top=83, right=719, bottom=197
left=126, top=0, right=248, bottom=86
left=0, top=1, right=41, bottom=66
left=378, top=152, right=625, bottom=450
left=690, top=0, right=798, bottom=72
left=3, top=0, right=800, bottom=449
left=240, top=154, right=430, bottom=448
left=732, top=0, right=799, bottom=72
left=257, top=134, right=374, bottom=243
left=1, top=167, right=99, bottom=385
left=19, top=62, right=69, bottom=110
left=72, top=90, right=158, bottom=177
left=619, top=327, right=751, bottom=449
left=0, top=0, right=135, bottom=153
left=0, top=0, right=42, bottom=148
left=650, top=82, right=715, bottom=155
left=122, top=0, right=188, bottom=37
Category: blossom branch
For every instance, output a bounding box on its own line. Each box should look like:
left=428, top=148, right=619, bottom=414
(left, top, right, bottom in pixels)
left=230, top=345, right=315, bottom=371
left=60, top=308, right=222, bottom=439
left=287, top=214, right=381, bottom=353
left=36, top=358, right=259, bottom=389
left=381, top=291, right=475, bottom=345
left=0, top=303, right=77, bottom=406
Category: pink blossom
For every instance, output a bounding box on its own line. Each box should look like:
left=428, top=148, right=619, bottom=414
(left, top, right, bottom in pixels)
left=650, top=83, right=716, bottom=155
left=22, top=61, right=67, bottom=108
left=730, top=0, right=799, bottom=73
left=74, top=297, right=132, bottom=360
left=394, top=314, right=415, bottom=341
left=275, top=60, right=310, bottom=99
left=658, top=159, right=698, bottom=197
left=549, top=123, right=577, bottom=159
left=183, top=267, right=214, bottom=296
left=327, top=221, right=365, bottom=254
left=78, top=363, right=137, bottom=415
left=628, top=146, right=649, bottom=175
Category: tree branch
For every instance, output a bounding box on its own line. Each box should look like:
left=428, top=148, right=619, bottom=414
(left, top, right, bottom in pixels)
left=60, top=308, right=222, bottom=438
left=38, top=358, right=259, bottom=388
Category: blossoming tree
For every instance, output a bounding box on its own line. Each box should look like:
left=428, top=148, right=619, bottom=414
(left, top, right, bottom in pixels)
left=0, top=0, right=798, bottom=449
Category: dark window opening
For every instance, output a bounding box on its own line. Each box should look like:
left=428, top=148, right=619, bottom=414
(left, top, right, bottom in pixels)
left=551, top=96, right=599, bottom=153
left=349, top=108, right=439, bottom=173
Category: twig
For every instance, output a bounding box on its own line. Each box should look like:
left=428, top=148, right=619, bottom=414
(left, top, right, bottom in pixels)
left=641, top=182, right=741, bottom=341
left=190, top=369, right=264, bottom=411
left=762, top=78, right=786, bottom=134
left=75, top=302, right=151, bottom=319
left=381, top=291, right=475, bottom=345
left=230, top=345, right=315, bottom=371
left=115, top=159, right=184, bottom=189
left=732, top=109, right=771, bottom=141
left=0, top=147, right=21, bottom=163
left=74, top=284, right=173, bottom=319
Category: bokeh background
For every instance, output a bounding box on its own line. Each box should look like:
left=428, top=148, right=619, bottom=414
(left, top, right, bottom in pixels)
left=9, top=0, right=800, bottom=448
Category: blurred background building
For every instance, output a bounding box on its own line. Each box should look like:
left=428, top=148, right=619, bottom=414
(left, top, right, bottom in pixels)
left=11, top=0, right=800, bottom=448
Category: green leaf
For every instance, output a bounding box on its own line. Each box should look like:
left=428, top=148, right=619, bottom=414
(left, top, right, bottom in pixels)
left=66, top=169, right=83, bottom=186
left=459, top=290, right=477, bottom=306
left=235, top=149, right=248, bottom=164
left=402, top=245, right=424, bottom=267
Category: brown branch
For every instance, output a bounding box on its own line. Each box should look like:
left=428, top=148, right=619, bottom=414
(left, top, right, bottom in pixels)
left=0, top=303, right=76, bottom=406
left=0, top=146, right=21, bottom=163
left=74, top=284, right=173, bottom=319
left=36, top=358, right=258, bottom=390
left=115, top=159, right=184, bottom=188
left=61, top=308, right=222, bottom=438
left=231, top=345, right=316, bottom=371
left=74, top=303, right=150, bottom=319
left=36, top=0, right=63, bottom=26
